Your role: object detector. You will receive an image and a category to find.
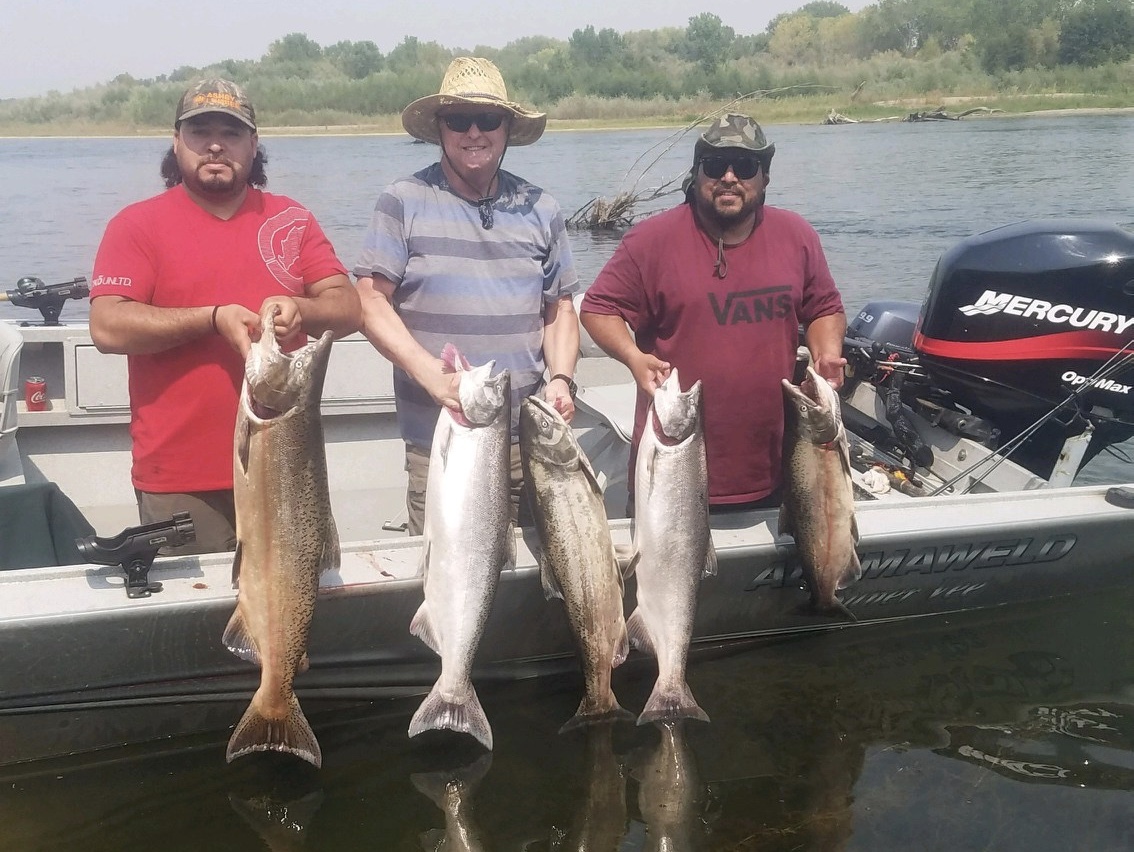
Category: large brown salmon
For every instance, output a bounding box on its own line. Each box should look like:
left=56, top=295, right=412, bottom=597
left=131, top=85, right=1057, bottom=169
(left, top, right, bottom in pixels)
left=223, top=308, right=339, bottom=767
left=780, top=365, right=861, bottom=619
left=519, top=395, right=633, bottom=733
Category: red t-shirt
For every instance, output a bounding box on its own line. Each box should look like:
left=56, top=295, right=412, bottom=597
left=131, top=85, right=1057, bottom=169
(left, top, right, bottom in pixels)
left=581, top=203, right=844, bottom=504
left=90, top=186, right=347, bottom=493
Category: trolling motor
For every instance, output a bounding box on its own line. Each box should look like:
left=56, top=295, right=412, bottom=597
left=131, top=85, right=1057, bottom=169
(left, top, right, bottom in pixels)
left=0, top=276, right=89, bottom=326
left=75, top=511, right=196, bottom=599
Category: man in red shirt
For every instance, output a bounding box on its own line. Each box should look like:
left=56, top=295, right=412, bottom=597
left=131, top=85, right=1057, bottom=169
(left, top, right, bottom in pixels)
left=580, top=113, right=847, bottom=511
left=89, top=79, right=360, bottom=554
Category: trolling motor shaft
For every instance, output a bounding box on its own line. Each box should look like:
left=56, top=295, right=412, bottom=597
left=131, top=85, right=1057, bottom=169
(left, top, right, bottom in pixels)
left=75, top=512, right=196, bottom=599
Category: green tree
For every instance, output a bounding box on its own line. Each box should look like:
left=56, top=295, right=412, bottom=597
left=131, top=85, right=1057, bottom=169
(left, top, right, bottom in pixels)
left=683, top=13, right=736, bottom=73
left=767, top=1, right=850, bottom=34
left=568, top=25, right=625, bottom=65
left=386, top=36, right=451, bottom=74
left=325, top=40, right=384, bottom=79
left=266, top=33, right=324, bottom=64
left=1059, top=0, right=1134, bottom=65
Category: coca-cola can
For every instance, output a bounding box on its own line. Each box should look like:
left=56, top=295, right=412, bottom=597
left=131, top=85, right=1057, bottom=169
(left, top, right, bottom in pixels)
left=25, top=377, right=47, bottom=412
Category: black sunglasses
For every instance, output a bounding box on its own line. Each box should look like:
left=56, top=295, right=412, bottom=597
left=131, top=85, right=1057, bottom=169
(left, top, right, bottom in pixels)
left=700, top=155, right=762, bottom=180
left=440, top=112, right=506, bottom=133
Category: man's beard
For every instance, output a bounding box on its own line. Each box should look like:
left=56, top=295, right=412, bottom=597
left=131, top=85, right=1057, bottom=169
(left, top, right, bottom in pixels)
left=699, top=189, right=761, bottom=231
left=187, top=159, right=243, bottom=195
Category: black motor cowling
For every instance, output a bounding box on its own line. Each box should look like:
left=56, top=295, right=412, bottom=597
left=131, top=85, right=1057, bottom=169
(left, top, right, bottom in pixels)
left=913, top=219, right=1134, bottom=474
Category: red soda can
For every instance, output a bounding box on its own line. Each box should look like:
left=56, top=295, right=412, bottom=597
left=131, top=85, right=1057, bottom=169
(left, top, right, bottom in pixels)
left=25, top=377, right=47, bottom=412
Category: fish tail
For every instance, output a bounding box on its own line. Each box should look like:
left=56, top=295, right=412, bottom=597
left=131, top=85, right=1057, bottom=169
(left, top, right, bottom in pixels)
left=226, top=691, right=321, bottom=768
left=408, top=682, right=493, bottom=750
left=637, top=678, right=710, bottom=725
left=558, top=694, right=636, bottom=734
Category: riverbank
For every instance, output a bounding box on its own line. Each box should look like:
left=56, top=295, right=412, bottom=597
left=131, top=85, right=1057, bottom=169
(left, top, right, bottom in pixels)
left=1, top=92, right=1132, bottom=139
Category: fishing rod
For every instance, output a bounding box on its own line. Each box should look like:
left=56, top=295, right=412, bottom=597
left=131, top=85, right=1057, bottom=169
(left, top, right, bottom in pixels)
left=929, top=340, right=1134, bottom=496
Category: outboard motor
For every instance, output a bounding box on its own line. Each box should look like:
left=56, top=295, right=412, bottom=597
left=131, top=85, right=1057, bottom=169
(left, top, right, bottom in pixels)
left=913, top=219, right=1134, bottom=476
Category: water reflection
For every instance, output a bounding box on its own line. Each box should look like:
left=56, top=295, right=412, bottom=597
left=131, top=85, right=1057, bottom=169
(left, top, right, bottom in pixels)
left=228, top=761, right=325, bottom=851
left=410, top=753, right=492, bottom=851
left=2, top=586, right=1134, bottom=850
left=631, top=721, right=708, bottom=852
left=556, top=724, right=627, bottom=852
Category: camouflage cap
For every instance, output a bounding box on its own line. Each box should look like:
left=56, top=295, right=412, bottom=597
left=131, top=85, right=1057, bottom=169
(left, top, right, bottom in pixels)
left=683, top=112, right=775, bottom=196
left=174, top=78, right=256, bottom=130
left=693, top=113, right=775, bottom=164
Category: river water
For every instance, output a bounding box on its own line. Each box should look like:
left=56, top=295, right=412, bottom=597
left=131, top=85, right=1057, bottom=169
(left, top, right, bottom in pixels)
left=3, top=117, right=1134, bottom=849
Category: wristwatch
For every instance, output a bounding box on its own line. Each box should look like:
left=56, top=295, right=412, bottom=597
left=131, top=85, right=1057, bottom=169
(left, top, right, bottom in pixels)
left=550, top=373, right=577, bottom=399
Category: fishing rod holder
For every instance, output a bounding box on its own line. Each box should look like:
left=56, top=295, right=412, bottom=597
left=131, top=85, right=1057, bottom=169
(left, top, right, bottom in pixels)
left=75, top=511, right=196, bottom=598
left=0, top=276, right=89, bottom=326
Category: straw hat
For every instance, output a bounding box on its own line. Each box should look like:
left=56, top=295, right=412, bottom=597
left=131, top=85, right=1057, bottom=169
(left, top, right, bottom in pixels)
left=401, top=57, right=546, bottom=146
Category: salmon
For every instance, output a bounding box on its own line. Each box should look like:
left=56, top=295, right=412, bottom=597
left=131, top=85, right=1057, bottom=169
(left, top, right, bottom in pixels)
left=223, top=307, right=339, bottom=767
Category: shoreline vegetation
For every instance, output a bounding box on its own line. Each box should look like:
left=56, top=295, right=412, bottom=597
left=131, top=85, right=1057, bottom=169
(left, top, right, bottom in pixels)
left=2, top=93, right=1132, bottom=139
left=3, top=3, right=1133, bottom=138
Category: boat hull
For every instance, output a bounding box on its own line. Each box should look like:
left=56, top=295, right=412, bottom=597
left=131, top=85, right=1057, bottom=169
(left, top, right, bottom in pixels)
left=2, top=486, right=1132, bottom=766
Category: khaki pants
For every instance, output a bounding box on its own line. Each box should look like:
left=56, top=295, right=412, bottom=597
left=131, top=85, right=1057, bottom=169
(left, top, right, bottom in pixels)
left=136, top=489, right=237, bottom=556
left=404, top=443, right=529, bottom=536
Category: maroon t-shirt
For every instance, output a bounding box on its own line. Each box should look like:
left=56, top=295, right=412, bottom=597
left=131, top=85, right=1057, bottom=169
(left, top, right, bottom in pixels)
left=582, top=203, right=844, bottom=504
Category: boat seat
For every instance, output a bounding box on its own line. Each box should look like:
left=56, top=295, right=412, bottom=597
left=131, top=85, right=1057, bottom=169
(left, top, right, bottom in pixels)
left=0, top=482, right=96, bottom=570
left=576, top=382, right=636, bottom=445
left=0, top=322, right=23, bottom=484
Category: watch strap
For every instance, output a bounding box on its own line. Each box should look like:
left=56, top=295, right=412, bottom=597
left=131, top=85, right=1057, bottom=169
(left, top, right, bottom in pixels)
left=550, top=373, right=577, bottom=398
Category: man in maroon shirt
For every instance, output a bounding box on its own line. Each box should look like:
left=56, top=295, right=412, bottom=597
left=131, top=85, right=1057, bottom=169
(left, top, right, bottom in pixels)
left=580, top=113, right=848, bottom=510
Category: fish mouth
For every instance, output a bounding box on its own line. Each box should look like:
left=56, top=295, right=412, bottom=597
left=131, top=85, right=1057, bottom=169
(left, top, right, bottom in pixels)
left=649, top=373, right=702, bottom=445
left=245, top=328, right=334, bottom=421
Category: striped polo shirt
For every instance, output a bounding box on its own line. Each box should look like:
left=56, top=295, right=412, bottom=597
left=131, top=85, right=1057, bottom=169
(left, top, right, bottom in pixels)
left=354, top=163, right=579, bottom=448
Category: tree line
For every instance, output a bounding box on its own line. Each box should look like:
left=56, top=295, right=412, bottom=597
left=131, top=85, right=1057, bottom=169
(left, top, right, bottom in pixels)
left=3, top=0, right=1133, bottom=129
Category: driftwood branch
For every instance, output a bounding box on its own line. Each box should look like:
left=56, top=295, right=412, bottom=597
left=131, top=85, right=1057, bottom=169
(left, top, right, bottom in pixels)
left=567, top=85, right=837, bottom=230
left=903, top=105, right=1003, bottom=122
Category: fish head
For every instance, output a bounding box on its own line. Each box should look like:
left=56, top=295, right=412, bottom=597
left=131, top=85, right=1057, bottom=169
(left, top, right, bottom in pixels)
left=244, top=308, right=333, bottom=419
left=457, top=360, right=510, bottom=427
left=649, top=369, right=703, bottom=445
left=781, top=365, right=841, bottom=444
left=519, top=395, right=577, bottom=466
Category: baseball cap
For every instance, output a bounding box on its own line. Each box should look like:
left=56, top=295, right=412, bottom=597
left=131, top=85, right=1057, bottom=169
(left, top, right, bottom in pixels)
left=174, top=78, right=257, bottom=131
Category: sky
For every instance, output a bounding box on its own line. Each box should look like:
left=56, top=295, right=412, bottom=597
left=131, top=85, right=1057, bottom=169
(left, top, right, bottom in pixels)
left=2, top=1, right=873, bottom=100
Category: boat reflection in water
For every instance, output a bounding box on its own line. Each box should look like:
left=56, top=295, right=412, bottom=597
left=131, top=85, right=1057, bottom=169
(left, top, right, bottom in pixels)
left=2, top=586, right=1134, bottom=850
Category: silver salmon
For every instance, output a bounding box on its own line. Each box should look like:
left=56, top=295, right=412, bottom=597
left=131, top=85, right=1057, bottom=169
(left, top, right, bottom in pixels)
left=224, top=308, right=339, bottom=767
left=409, top=343, right=513, bottom=750
left=519, top=395, right=633, bottom=733
left=780, top=365, right=861, bottom=618
left=628, top=368, right=716, bottom=725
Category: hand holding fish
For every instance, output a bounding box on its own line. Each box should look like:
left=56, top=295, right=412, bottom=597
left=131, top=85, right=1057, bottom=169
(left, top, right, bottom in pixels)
left=257, top=296, right=305, bottom=348
left=543, top=380, right=576, bottom=424
left=212, top=302, right=261, bottom=359
left=628, top=350, right=671, bottom=398
left=421, top=363, right=463, bottom=413
left=812, top=351, right=848, bottom=390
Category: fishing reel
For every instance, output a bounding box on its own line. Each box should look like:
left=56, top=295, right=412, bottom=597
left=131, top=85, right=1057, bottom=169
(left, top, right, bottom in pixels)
left=76, top=511, right=196, bottom=599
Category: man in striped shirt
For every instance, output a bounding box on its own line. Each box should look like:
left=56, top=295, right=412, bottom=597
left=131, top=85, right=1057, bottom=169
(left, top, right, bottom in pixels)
left=354, top=58, right=580, bottom=535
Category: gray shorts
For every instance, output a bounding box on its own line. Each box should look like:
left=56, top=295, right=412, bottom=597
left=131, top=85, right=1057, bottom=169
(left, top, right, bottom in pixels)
left=136, top=489, right=237, bottom=556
